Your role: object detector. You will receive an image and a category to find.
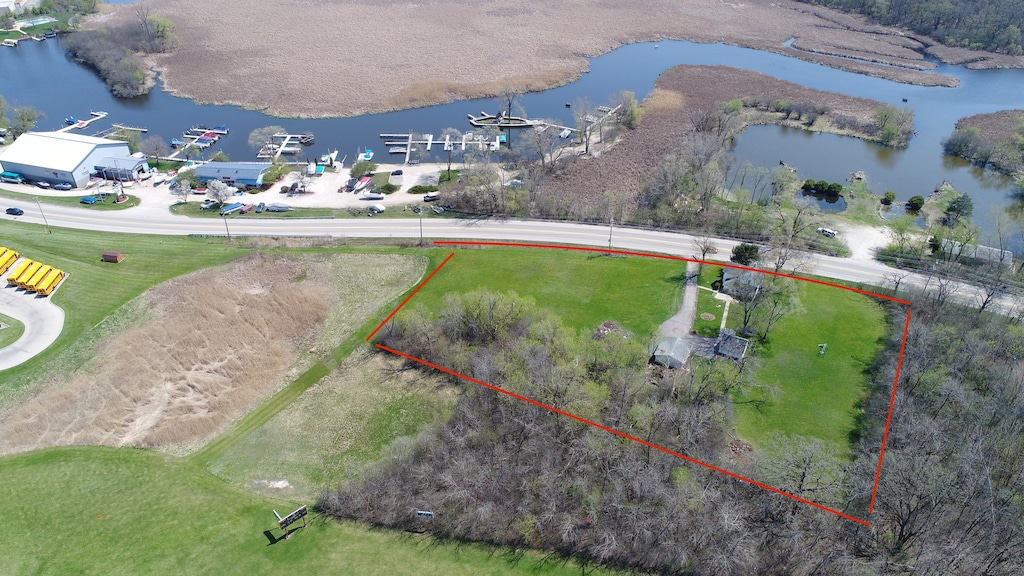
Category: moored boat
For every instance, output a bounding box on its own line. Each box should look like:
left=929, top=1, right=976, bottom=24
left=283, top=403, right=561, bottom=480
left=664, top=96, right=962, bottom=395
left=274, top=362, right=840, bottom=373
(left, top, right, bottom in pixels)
left=358, top=148, right=374, bottom=162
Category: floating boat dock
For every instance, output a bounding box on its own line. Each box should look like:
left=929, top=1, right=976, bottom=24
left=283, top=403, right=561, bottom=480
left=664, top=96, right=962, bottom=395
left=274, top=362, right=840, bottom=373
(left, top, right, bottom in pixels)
left=256, top=132, right=314, bottom=160
left=56, top=111, right=108, bottom=133
left=379, top=132, right=503, bottom=164
left=167, top=124, right=229, bottom=159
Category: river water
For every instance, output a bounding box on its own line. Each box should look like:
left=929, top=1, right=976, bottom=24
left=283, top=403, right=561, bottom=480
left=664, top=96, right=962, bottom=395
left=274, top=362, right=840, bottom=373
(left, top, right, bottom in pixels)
left=1, top=37, right=1023, bottom=236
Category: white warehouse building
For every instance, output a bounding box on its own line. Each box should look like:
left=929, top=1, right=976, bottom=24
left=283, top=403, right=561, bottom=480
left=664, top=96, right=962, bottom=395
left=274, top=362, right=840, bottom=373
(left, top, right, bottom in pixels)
left=0, top=131, right=147, bottom=189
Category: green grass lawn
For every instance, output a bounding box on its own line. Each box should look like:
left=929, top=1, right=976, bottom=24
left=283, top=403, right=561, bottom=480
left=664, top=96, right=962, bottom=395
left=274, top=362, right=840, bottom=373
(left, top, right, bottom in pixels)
left=169, top=200, right=430, bottom=219
left=405, top=247, right=685, bottom=337
left=693, top=287, right=725, bottom=337
left=732, top=281, right=887, bottom=455
left=0, top=447, right=613, bottom=576
left=0, top=312, right=25, bottom=350
left=0, top=188, right=139, bottom=210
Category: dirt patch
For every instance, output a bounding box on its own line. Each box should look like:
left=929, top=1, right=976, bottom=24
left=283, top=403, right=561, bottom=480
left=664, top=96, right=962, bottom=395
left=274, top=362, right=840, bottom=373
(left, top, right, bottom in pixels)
left=96, top=0, right=1023, bottom=118
left=700, top=312, right=716, bottom=322
left=0, top=252, right=426, bottom=456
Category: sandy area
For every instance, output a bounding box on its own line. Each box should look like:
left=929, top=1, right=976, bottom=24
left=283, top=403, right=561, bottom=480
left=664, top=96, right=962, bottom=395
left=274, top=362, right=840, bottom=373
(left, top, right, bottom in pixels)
left=101, top=0, right=1023, bottom=118
left=0, top=252, right=426, bottom=456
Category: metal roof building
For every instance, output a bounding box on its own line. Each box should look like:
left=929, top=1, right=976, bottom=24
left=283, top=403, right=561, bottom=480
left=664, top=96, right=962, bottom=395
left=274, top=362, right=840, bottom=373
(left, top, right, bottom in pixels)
left=652, top=337, right=692, bottom=369
left=0, top=131, right=139, bottom=188
left=192, top=162, right=273, bottom=188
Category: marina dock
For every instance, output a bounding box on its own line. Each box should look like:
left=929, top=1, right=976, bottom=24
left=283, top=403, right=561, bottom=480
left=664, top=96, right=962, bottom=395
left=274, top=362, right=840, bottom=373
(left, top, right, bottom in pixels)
left=257, top=132, right=314, bottom=160
left=379, top=132, right=503, bottom=164
left=56, top=111, right=108, bottom=133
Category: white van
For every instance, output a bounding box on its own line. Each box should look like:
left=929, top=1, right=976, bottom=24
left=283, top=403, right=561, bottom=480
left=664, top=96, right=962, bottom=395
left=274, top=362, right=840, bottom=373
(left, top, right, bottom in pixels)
left=817, top=227, right=838, bottom=238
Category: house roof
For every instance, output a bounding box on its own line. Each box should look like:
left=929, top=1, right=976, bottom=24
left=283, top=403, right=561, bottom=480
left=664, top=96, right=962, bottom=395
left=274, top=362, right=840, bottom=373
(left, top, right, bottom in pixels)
left=193, top=162, right=272, bottom=180
left=716, top=329, right=749, bottom=360
left=654, top=337, right=691, bottom=364
left=0, top=131, right=128, bottom=172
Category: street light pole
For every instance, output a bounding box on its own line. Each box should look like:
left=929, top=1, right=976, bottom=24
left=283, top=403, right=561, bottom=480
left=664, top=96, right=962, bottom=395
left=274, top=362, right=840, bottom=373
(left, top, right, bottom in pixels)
left=608, top=216, right=613, bottom=251
left=35, top=196, right=51, bottom=234
left=222, top=214, right=230, bottom=240
left=419, top=208, right=424, bottom=246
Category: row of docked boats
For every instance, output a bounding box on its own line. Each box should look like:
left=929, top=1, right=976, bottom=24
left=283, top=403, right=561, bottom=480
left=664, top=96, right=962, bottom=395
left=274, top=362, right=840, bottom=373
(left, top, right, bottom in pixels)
left=171, top=125, right=229, bottom=150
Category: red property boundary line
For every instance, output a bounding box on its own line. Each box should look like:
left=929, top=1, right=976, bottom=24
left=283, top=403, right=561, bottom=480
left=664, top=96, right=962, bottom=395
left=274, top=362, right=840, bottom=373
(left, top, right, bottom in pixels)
left=366, top=241, right=914, bottom=525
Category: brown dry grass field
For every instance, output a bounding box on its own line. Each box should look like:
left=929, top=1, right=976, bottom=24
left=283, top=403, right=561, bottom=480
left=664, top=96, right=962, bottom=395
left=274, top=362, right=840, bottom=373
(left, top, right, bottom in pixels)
left=102, top=0, right=1022, bottom=118
left=0, top=252, right=426, bottom=457
left=533, top=64, right=886, bottom=220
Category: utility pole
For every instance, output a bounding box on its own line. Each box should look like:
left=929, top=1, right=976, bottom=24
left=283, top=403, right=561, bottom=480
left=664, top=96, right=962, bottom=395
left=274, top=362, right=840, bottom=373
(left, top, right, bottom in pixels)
left=222, top=214, right=230, bottom=240
left=418, top=208, right=424, bottom=246
left=608, top=216, right=613, bottom=251
left=35, top=196, right=51, bottom=234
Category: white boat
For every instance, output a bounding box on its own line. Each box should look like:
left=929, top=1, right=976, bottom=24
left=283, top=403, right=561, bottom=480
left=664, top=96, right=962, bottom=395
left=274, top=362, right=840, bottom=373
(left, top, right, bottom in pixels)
left=358, top=148, right=374, bottom=162
left=151, top=174, right=166, bottom=185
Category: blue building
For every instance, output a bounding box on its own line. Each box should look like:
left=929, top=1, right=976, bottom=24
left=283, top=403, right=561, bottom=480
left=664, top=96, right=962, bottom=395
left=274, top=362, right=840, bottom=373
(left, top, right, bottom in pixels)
left=192, top=162, right=273, bottom=189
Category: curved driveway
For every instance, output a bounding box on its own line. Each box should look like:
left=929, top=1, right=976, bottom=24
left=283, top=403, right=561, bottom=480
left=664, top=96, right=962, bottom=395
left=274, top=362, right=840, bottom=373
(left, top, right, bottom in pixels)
left=0, top=191, right=1001, bottom=370
left=0, top=268, right=66, bottom=371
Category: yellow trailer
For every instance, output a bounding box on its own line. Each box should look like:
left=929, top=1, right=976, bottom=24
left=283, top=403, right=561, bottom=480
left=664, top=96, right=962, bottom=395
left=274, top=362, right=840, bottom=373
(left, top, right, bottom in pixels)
left=38, top=270, right=65, bottom=296
left=0, top=249, right=19, bottom=275
left=14, top=261, right=42, bottom=287
left=25, top=265, right=53, bottom=291
left=7, top=259, right=33, bottom=285
left=35, top=268, right=63, bottom=295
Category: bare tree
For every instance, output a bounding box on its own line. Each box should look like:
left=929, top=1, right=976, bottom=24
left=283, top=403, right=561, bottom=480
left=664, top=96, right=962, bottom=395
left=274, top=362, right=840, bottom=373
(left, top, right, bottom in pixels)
left=171, top=179, right=191, bottom=204
left=439, top=127, right=463, bottom=181
left=205, top=179, right=236, bottom=204
left=572, top=97, right=597, bottom=155
left=140, top=135, right=168, bottom=158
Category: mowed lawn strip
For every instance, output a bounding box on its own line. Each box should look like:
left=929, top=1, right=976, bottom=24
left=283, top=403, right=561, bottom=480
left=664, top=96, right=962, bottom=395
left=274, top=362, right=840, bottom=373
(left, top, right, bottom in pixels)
left=0, top=447, right=615, bottom=576
left=405, top=247, right=685, bottom=337
left=733, top=282, right=887, bottom=454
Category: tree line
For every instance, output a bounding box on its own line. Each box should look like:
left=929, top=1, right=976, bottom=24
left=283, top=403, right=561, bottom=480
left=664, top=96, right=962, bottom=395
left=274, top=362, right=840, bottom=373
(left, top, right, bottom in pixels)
left=62, top=5, right=176, bottom=98
left=319, top=282, right=1024, bottom=574
left=797, top=0, right=1024, bottom=55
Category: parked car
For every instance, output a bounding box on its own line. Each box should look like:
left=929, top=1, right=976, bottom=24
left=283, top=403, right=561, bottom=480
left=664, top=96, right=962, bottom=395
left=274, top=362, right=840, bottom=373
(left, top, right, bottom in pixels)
left=240, top=203, right=255, bottom=214
left=53, top=182, right=73, bottom=191
left=390, top=169, right=403, bottom=176
left=255, top=202, right=266, bottom=213
left=200, top=199, right=217, bottom=210
left=193, top=187, right=207, bottom=195
left=79, top=196, right=98, bottom=204
left=423, top=191, right=440, bottom=202
left=5, top=207, right=24, bottom=216
left=35, top=181, right=51, bottom=189
left=369, top=203, right=386, bottom=214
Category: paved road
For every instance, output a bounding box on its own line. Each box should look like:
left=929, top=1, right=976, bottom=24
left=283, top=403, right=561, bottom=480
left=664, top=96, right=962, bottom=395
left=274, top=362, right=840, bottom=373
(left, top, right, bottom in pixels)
left=0, top=193, right=1011, bottom=370
left=0, top=265, right=66, bottom=371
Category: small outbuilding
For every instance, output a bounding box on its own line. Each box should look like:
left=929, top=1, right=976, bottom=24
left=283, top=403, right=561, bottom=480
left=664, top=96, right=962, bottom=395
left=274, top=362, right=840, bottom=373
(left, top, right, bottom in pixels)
left=652, top=337, right=691, bottom=369
left=101, top=251, right=125, bottom=263
left=716, top=329, right=749, bottom=360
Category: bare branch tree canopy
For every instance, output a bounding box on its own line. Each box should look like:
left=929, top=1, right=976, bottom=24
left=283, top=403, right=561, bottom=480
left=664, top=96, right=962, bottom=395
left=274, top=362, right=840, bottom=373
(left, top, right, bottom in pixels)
left=247, top=125, right=286, bottom=152
left=320, top=282, right=1024, bottom=574
left=205, top=179, right=236, bottom=203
